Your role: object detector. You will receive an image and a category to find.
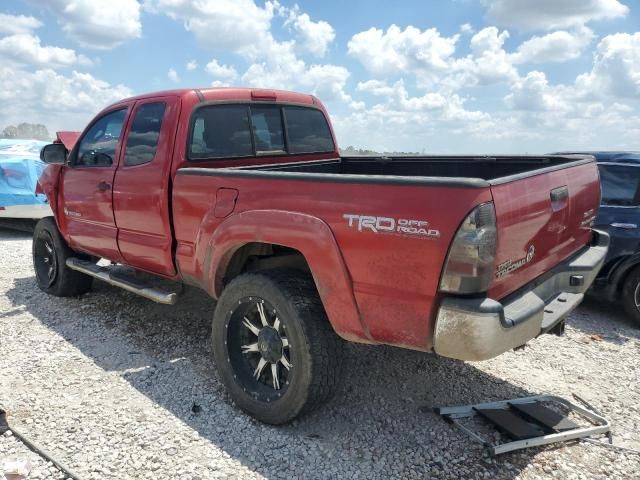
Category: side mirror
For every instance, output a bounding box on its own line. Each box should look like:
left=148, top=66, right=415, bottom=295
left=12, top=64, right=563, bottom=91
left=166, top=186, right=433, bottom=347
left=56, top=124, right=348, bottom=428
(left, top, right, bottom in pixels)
left=40, top=143, right=67, bottom=164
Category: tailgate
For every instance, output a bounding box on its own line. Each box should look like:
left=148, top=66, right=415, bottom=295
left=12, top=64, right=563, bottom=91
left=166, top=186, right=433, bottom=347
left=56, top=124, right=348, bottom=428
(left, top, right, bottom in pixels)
left=488, top=160, right=600, bottom=300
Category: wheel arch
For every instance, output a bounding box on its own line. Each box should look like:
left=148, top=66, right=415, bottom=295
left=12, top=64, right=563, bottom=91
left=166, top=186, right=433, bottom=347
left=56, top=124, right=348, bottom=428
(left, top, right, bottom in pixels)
left=203, top=210, right=371, bottom=344
left=611, top=253, right=640, bottom=296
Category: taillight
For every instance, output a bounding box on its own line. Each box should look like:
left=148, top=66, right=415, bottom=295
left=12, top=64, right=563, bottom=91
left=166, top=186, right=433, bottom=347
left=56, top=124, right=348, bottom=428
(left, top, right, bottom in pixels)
left=440, top=202, right=497, bottom=294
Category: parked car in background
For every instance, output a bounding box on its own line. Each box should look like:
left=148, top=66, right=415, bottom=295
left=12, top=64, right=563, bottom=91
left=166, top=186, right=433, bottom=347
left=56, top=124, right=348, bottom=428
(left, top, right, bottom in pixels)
left=0, top=139, right=51, bottom=219
left=553, top=151, right=640, bottom=326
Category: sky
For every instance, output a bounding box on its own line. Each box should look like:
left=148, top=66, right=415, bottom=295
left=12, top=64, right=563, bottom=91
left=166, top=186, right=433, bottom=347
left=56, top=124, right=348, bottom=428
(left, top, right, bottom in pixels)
left=0, top=0, right=639, bottom=153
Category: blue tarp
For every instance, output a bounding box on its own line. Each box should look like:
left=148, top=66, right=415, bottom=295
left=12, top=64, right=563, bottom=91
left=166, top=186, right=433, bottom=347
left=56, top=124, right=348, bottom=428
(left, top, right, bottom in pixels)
left=0, top=139, right=50, bottom=216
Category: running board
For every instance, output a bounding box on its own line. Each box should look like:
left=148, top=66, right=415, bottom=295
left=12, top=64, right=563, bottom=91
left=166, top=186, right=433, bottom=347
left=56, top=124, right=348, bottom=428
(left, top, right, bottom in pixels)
left=66, top=258, right=179, bottom=305
left=436, top=395, right=610, bottom=456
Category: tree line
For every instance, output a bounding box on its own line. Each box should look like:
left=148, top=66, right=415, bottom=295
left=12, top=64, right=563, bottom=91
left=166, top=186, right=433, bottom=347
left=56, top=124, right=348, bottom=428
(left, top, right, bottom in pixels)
left=0, top=123, right=50, bottom=141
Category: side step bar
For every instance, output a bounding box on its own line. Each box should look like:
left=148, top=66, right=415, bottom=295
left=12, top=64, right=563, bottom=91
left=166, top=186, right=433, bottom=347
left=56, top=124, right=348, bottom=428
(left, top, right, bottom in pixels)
left=66, top=258, right=179, bottom=305
left=436, top=395, right=610, bottom=456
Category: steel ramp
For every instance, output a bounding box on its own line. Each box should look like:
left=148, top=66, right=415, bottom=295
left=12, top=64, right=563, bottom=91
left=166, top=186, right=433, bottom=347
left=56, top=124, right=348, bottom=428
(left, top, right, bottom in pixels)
left=436, top=395, right=610, bottom=456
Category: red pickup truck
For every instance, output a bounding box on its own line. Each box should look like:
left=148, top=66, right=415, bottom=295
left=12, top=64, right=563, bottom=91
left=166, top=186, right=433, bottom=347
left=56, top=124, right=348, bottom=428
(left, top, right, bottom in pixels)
left=35, top=88, right=608, bottom=424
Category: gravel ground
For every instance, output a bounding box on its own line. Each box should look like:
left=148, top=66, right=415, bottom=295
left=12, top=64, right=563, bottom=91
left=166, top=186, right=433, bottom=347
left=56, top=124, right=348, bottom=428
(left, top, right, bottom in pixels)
left=1, top=227, right=639, bottom=480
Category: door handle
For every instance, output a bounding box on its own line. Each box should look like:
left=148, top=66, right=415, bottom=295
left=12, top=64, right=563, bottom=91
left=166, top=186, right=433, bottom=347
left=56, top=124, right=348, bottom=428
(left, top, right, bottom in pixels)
left=550, top=186, right=569, bottom=212
left=610, top=222, right=637, bottom=229
left=97, top=181, right=111, bottom=192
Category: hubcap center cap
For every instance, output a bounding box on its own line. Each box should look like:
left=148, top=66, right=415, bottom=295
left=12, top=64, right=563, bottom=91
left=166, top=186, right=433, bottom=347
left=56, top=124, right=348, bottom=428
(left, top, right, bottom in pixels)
left=257, top=327, right=283, bottom=363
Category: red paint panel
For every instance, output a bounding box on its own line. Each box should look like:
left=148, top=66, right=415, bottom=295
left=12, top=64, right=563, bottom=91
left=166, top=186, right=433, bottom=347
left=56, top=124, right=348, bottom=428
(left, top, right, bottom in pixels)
left=172, top=171, right=492, bottom=349
left=60, top=166, right=123, bottom=261
left=55, top=131, right=81, bottom=151
left=488, top=162, right=600, bottom=300
left=113, top=96, right=180, bottom=276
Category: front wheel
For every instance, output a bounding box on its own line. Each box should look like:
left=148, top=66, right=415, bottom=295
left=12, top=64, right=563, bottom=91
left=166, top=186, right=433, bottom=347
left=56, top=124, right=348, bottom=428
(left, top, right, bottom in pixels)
left=212, top=270, right=344, bottom=424
left=622, top=266, right=640, bottom=327
left=32, top=217, right=93, bottom=296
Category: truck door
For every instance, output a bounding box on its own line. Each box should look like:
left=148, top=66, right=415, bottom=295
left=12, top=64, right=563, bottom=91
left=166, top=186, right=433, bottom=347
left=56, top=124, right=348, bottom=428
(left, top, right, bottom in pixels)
left=59, top=107, right=129, bottom=261
left=112, top=96, right=179, bottom=276
left=594, top=162, right=640, bottom=265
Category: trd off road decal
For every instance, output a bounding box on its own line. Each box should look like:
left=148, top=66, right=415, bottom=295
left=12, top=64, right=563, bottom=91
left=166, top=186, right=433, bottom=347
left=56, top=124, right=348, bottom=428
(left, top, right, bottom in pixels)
left=495, top=245, right=535, bottom=278
left=343, top=214, right=440, bottom=239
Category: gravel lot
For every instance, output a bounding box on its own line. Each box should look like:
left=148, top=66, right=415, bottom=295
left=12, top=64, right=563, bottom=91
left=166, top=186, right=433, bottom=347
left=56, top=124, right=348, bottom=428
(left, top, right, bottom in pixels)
left=1, top=227, right=639, bottom=480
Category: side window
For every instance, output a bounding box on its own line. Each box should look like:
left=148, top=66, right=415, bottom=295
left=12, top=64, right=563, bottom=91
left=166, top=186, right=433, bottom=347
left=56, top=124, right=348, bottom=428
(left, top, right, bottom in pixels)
left=76, top=109, right=127, bottom=166
left=284, top=107, right=334, bottom=154
left=189, top=105, right=252, bottom=159
left=599, top=165, right=640, bottom=207
left=250, top=106, right=285, bottom=154
left=124, top=102, right=166, bottom=166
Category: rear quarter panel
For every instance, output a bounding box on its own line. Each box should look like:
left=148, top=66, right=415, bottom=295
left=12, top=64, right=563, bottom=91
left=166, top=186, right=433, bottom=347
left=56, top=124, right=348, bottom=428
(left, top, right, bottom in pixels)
left=172, top=171, right=492, bottom=350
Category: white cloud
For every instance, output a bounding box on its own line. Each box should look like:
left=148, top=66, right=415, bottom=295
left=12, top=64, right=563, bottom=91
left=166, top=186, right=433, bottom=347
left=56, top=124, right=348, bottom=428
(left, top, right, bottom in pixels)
left=146, top=0, right=276, bottom=58
left=298, top=64, right=351, bottom=102
left=510, top=26, right=594, bottom=64
left=449, top=27, right=518, bottom=87
left=211, top=80, right=231, bottom=87
left=285, top=8, right=335, bottom=57
left=167, top=67, right=180, bottom=83
left=147, top=0, right=350, bottom=103
left=505, top=71, right=567, bottom=111
left=484, top=0, right=629, bottom=30
left=241, top=55, right=352, bottom=103
left=0, top=66, right=131, bottom=131
left=186, top=60, right=198, bottom=71
left=205, top=59, right=237, bottom=79
left=502, top=32, right=640, bottom=149
left=41, top=0, right=142, bottom=49
left=0, top=33, right=92, bottom=68
left=348, top=25, right=517, bottom=89
left=0, top=13, right=43, bottom=35
left=332, top=90, right=489, bottom=154
left=460, top=23, right=474, bottom=34
left=347, top=25, right=459, bottom=76
left=357, top=79, right=448, bottom=111
left=575, top=32, right=640, bottom=99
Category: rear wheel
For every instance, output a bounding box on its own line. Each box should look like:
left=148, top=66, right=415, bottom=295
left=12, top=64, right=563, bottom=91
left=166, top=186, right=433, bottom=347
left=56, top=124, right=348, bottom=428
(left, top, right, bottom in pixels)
left=212, top=270, right=344, bottom=424
left=32, top=217, right=93, bottom=296
left=622, top=266, right=640, bottom=327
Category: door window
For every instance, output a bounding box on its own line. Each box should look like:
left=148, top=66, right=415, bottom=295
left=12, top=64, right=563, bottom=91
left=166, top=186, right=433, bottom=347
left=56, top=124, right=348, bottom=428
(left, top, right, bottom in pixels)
left=124, top=102, right=167, bottom=166
left=76, top=109, right=127, bottom=167
left=599, top=164, right=640, bottom=207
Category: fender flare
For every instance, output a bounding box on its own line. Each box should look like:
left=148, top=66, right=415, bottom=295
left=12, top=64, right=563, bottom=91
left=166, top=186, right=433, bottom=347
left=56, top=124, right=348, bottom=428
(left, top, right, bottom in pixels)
left=203, top=209, right=372, bottom=343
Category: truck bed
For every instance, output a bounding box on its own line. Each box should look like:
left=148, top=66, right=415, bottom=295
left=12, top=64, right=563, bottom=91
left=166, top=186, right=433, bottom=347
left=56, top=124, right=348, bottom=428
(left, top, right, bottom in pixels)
left=227, top=155, right=593, bottom=184
left=174, top=153, right=600, bottom=351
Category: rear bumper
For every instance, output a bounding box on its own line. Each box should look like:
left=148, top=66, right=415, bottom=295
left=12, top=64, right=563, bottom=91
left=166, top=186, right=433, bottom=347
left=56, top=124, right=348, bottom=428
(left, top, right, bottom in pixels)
left=433, top=230, right=609, bottom=361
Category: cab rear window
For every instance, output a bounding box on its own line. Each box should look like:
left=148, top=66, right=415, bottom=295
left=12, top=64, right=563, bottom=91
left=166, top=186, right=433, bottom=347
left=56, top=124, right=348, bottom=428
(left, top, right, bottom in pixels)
left=284, top=106, right=335, bottom=154
left=189, top=104, right=334, bottom=160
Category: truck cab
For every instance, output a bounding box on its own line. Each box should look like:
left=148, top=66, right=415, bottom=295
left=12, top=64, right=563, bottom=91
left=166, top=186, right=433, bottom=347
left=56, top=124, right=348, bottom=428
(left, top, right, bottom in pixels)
left=40, top=89, right=337, bottom=278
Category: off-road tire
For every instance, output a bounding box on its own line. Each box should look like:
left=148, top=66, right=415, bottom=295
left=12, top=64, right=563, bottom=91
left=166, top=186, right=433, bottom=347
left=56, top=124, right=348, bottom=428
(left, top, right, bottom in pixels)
left=32, top=217, right=93, bottom=296
left=212, top=269, right=344, bottom=424
left=622, top=266, right=640, bottom=327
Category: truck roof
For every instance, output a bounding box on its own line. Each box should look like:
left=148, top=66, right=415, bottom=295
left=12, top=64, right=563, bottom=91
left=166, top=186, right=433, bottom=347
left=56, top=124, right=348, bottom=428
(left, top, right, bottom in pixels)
left=113, top=87, right=318, bottom=107
left=552, top=151, right=640, bottom=164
